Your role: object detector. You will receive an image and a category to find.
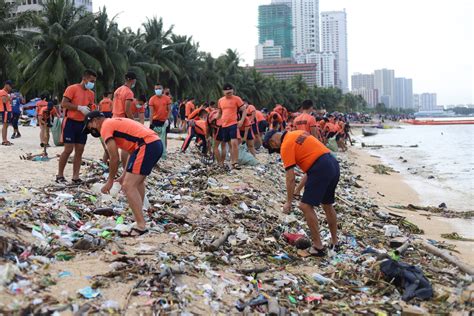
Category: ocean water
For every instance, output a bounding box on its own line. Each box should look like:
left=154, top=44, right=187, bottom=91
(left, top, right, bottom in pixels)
left=357, top=124, right=474, bottom=213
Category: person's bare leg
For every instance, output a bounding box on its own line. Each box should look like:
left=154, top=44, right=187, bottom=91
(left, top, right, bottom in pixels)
left=120, top=150, right=129, bottom=170
left=39, top=123, right=45, bottom=145
left=322, top=204, right=338, bottom=245
left=138, top=179, right=145, bottom=202
left=45, top=127, right=50, bottom=145
left=230, top=138, right=239, bottom=164
left=2, top=123, right=8, bottom=142
left=122, top=173, right=147, bottom=230
left=72, top=144, right=85, bottom=180
left=58, top=144, right=74, bottom=177
left=247, top=139, right=257, bottom=157
left=221, top=142, right=227, bottom=163
left=214, top=140, right=223, bottom=165
left=295, top=174, right=307, bottom=195
left=299, top=202, right=323, bottom=249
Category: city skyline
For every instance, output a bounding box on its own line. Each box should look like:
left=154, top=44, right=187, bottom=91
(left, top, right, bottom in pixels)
left=89, top=0, right=473, bottom=105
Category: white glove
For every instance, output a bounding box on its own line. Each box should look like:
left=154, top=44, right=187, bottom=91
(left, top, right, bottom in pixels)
left=77, top=105, right=90, bottom=115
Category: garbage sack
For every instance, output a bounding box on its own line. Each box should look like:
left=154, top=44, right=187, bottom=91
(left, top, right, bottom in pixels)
left=153, top=120, right=169, bottom=160
left=326, top=138, right=338, bottom=152
left=238, top=145, right=259, bottom=166
left=51, top=117, right=63, bottom=146
left=380, top=258, right=433, bottom=302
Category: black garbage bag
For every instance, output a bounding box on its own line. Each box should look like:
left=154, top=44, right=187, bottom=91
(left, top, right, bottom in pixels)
left=380, top=258, right=433, bottom=302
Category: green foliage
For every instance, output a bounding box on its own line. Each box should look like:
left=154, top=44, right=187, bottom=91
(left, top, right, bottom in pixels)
left=3, top=1, right=367, bottom=113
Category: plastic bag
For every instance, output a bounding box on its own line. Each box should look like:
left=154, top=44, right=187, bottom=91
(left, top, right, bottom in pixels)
left=153, top=120, right=169, bottom=160
left=238, top=145, right=259, bottom=166
left=326, top=138, right=338, bottom=152
left=51, top=117, right=63, bottom=146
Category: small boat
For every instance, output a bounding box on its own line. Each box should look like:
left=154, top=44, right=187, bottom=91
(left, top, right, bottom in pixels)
left=362, top=128, right=378, bottom=136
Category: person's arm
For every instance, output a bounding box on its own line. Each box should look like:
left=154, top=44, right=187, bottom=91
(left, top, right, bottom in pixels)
left=284, top=168, right=296, bottom=213
left=61, top=97, right=77, bottom=110
left=149, top=104, right=154, bottom=128
left=125, top=99, right=133, bottom=119
left=102, top=139, right=120, bottom=194
left=167, top=101, right=172, bottom=118
left=138, top=113, right=145, bottom=125
left=1, top=96, right=7, bottom=109
left=310, top=126, right=319, bottom=139
left=216, top=108, right=222, bottom=120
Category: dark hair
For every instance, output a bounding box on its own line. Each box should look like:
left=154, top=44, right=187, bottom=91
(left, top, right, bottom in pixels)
left=83, top=69, right=97, bottom=77
left=138, top=94, right=147, bottom=102
left=210, top=101, right=216, bottom=106
left=155, top=83, right=162, bottom=87
left=302, top=99, right=313, bottom=110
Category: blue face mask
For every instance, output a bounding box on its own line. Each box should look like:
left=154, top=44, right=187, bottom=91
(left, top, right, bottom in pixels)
left=155, top=89, right=163, bottom=96
left=85, top=81, right=95, bottom=90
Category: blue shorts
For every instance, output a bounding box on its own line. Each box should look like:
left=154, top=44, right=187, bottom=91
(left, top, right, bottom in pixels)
left=62, top=118, right=87, bottom=144
left=258, top=121, right=268, bottom=134
left=102, top=112, right=112, bottom=118
left=216, top=124, right=238, bottom=142
left=1, top=111, right=11, bottom=124
left=302, top=153, right=340, bottom=206
left=240, top=128, right=254, bottom=140
left=251, top=122, right=259, bottom=135
left=127, top=140, right=163, bottom=175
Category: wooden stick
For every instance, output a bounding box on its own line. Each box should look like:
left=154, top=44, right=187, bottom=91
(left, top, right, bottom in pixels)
left=416, top=240, right=474, bottom=275
left=207, top=229, right=233, bottom=251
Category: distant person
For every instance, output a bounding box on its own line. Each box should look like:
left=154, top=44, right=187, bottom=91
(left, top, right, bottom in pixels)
left=0, top=80, right=14, bottom=146
left=148, top=83, right=172, bottom=158
left=185, top=97, right=196, bottom=123
left=83, top=111, right=163, bottom=236
left=10, top=90, right=24, bottom=139
left=99, top=92, right=113, bottom=118
left=131, top=95, right=146, bottom=125
left=171, top=101, right=179, bottom=128
left=57, top=69, right=97, bottom=183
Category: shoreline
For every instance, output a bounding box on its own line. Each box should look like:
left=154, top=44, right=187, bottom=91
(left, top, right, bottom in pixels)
left=349, top=145, right=474, bottom=263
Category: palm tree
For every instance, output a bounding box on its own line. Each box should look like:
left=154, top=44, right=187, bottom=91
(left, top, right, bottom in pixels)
left=22, top=0, right=103, bottom=97
left=0, top=0, right=35, bottom=83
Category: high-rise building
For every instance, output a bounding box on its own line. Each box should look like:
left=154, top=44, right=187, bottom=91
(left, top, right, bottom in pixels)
left=352, top=88, right=379, bottom=108
left=254, top=63, right=318, bottom=87
left=374, top=69, right=395, bottom=107
left=304, top=52, right=337, bottom=88
left=321, top=10, right=348, bottom=92
left=291, top=0, right=320, bottom=58
left=6, top=0, right=93, bottom=14
left=413, top=94, right=420, bottom=110
left=394, top=78, right=414, bottom=109
left=258, top=4, right=293, bottom=58
left=351, top=73, right=374, bottom=90
left=255, top=40, right=283, bottom=61
left=419, top=93, right=437, bottom=111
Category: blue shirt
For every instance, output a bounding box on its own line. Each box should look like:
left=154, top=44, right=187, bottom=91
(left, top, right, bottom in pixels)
left=11, top=93, right=22, bottom=114
left=171, top=102, right=179, bottom=116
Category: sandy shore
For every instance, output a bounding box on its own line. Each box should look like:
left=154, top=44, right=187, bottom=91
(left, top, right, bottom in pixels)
left=350, top=145, right=474, bottom=263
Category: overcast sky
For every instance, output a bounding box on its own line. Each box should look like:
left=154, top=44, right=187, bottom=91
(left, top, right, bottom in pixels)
left=94, top=0, right=473, bottom=105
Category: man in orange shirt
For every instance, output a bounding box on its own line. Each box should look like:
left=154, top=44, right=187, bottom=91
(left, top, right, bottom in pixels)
left=294, top=100, right=321, bottom=139
left=131, top=95, right=146, bottom=125
left=263, top=130, right=340, bottom=257
left=83, top=111, right=163, bottom=236
left=215, top=83, right=247, bottom=169
left=181, top=109, right=209, bottom=155
left=0, top=80, right=14, bottom=146
left=112, top=72, right=136, bottom=119
left=57, top=69, right=97, bottom=184
left=185, top=97, right=196, bottom=121
left=99, top=92, right=113, bottom=118
left=149, top=83, right=172, bottom=156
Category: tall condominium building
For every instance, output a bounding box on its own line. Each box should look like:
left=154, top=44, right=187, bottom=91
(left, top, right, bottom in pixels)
left=258, top=4, right=293, bottom=58
left=321, top=10, right=348, bottom=92
left=374, top=69, right=395, bottom=107
left=289, top=0, right=320, bottom=57
left=394, top=78, right=414, bottom=109
left=419, top=93, right=438, bottom=111
left=351, top=73, right=374, bottom=90
left=255, top=40, right=283, bottom=61
left=352, top=88, right=379, bottom=108
left=6, top=0, right=93, bottom=14
left=304, top=52, right=337, bottom=88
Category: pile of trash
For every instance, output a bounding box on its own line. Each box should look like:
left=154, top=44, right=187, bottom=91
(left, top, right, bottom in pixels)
left=0, top=146, right=472, bottom=314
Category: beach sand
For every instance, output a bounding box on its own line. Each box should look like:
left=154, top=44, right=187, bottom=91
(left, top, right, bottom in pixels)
left=350, top=146, right=474, bottom=263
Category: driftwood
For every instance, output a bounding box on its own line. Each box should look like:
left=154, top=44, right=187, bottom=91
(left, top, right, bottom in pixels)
left=417, top=240, right=474, bottom=276
left=208, top=229, right=233, bottom=251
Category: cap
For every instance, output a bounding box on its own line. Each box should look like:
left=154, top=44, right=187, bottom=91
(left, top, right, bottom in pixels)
left=262, top=130, right=279, bottom=154
left=125, top=71, right=137, bottom=80
left=82, top=111, right=104, bottom=134
left=222, top=83, right=233, bottom=91
left=4, top=80, right=13, bottom=87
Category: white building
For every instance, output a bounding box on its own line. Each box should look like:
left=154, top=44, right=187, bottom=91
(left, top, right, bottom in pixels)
left=351, top=73, right=374, bottom=90
left=394, top=77, right=414, bottom=109
left=255, top=40, right=283, bottom=61
left=352, top=88, right=379, bottom=108
left=374, top=69, right=395, bottom=107
left=419, top=93, right=437, bottom=111
left=289, top=0, right=320, bottom=58
left=303, top=52, right=337, bottom=88
left=7, top=0, right=93, bottom=14
left=321, top=10, right=348, bottom=92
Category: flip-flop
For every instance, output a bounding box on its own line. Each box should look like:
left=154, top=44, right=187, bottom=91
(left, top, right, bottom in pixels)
left=71, top=178, right=84, bottom=184
left=55, top=176, right=67, bottom=184
left=232, top=163, right=241, bottom=170
left=330, top=243, right=341, bottom=252
left=2, top=141, right=13, bottom=146
left=119, top=227, right=149, bottom=238
left=309, top=246, right=327, bottom=257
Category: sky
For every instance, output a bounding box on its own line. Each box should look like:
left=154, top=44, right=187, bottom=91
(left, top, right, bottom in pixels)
left=94, top=0, right=474, bottom=105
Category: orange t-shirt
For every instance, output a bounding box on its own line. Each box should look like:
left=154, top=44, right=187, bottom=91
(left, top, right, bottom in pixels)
left=149, top=95, right=171, bottom=121
left=246, top=104, right=256, bottom=123
left=101, top=118, right=159, bottom=153
left=255, top=110, right=265, bottom=122
left=63, top=84, right=96, bottom=121
left=280, top=130, right=331, bottom=172
left=218, top=95, right=244, bottom=128
left=268, top=111, right=283, bottom=124
left=194, top=119, right=207, bottom=136
left=36, top=100, right=48, bottom=116
left=325, top=122, right=339, bottom=133
left=0, top=89, right=11, bottom=112
left=99, top=97, right=113, bottom=112
left=38, top=106, right=58, bottom=120
left=239, top=116, right=252, bottom=132
left=185, top=101, right=195, bottom=118
left=274, top=105, right=288, bottom=121
left=131, top=99, right=145, bottom=114
left=112, top=85, right=134, bottom=118
left=294, top=113, right=318, bottom=133
left=208, top=109, right=222, bottom=128
left=188, top=108, right=201, bottom=121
